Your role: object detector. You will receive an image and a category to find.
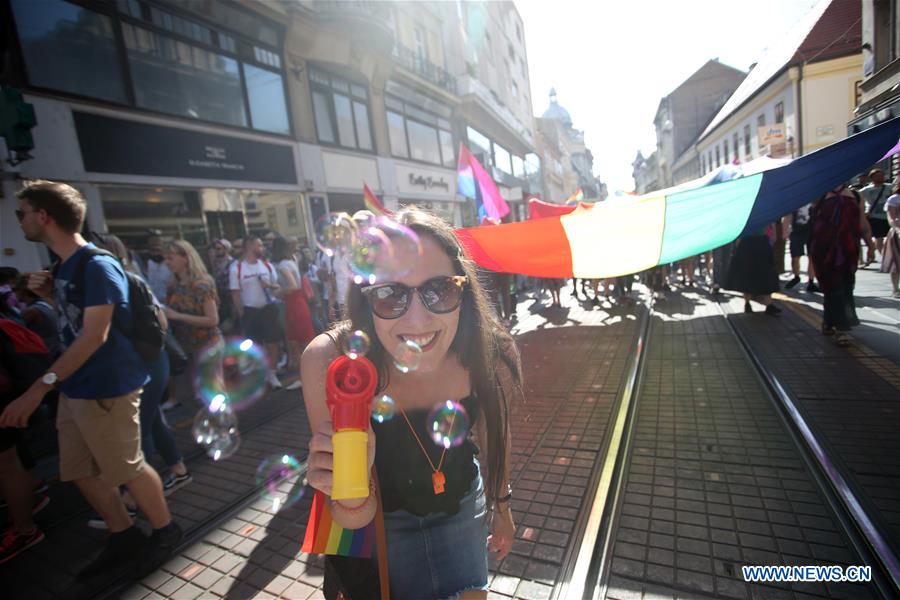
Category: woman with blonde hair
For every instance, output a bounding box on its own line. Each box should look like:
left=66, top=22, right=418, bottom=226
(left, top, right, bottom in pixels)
left=163, top=239, right=221, bottom=409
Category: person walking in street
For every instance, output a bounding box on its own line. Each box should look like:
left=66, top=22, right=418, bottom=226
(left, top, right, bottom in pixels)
left=143, top=232, right=172, bottom=302
left=6, top=180, right=182, bottom=577
left=809, top=183, right=864, bottom=347
left=725, top=225, right=782, bottom=315
left=784, top=204, right=819, bottom=292
left=304, top=209, right=520, bottom=600
left=879, top=180, right=900, bottom=298
left=861, top=168, right=893, bottom=263
left=165, top=239, right=223, bottom=406
left=102, top=235, right=192, bottom=498
left=229, top=236, right=282, bottom=389
left=210, top=239, right=236, bottom=334
left=0, top=317, right=51, bottom=564
left=271, top=237, right=316, bottom=390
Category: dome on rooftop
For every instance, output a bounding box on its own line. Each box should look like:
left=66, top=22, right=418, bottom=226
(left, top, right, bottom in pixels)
left=542, top=88, right=572, bottom=126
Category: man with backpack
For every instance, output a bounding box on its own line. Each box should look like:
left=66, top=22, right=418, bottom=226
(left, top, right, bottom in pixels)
left=5, top=180, right=181, bottom=577
left=229, top=235, right=283, bottom=389
left=861, top=168, right=893, bottom=263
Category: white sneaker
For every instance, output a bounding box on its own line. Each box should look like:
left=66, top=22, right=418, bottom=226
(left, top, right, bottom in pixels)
left=267, top=374, right=283, bottom=389
left=285, top=380, right=302, bottom=391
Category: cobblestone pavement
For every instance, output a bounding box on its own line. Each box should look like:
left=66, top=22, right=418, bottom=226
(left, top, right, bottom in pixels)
left=605, top=288, right=876, bottom=600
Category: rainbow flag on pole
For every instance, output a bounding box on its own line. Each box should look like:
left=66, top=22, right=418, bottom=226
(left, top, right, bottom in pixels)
left=363, top=184, right=391, bottom=217
left=456, top=117, right=900, bottom=278
left=301, top=490, right=375, bottom=557
left=457, top=144, right=510, bottom=222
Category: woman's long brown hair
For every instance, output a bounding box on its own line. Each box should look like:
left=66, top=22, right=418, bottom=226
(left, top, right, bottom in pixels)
left=332, top=208, right=523, bottom=507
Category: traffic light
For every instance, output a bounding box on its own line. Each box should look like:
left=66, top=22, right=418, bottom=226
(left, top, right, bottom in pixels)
left=0, top=86, right=37, bottom=165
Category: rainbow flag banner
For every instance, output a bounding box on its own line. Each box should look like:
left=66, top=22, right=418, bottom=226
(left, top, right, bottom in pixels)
left=456, top=117, right=900, bottom=278
left=363, top=184, right=391, bottom=217
left=301, top=490, right=375, bottom=557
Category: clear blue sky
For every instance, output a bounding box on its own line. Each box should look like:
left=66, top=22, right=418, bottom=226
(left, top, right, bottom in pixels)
left=517, top=0, right=823, bottom=192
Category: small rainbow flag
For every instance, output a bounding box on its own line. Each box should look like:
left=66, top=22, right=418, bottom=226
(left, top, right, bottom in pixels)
left=301, top=490, right=375, bottom=557
left=363, top=184, right=391, bottom=217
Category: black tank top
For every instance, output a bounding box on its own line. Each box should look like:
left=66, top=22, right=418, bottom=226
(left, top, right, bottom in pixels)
left=373, top=394, right=479, bottom=516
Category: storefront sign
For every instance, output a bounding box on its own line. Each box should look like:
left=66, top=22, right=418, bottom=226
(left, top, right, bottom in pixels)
left=73, top=112, right=296, bottom=184
left=408, top=173, right=450, bottom=191
left=757, top=124, right=785, bottom=147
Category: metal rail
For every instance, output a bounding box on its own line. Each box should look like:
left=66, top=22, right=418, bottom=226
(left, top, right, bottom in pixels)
left=553, top=299, right=652, bottom=600
left=721, top=304, right=900, bottom=598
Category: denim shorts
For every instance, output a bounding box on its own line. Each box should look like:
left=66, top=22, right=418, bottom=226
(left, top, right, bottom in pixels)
left=382, top=461, right=489, bottom=599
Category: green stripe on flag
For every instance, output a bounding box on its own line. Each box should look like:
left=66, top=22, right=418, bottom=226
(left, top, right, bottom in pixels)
left=658, top=173, right=763, bottom=264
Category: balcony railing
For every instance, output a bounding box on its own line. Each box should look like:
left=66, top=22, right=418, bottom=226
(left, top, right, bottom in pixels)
left=391, top=43, right=457, bottom=95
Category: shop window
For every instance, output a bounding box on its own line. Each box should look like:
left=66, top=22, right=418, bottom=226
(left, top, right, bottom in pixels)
left=312, top=92, right=335, bottom=143
left=244, top=64, right=289, bottom=134
left=732, top=132, right=739, bottom=161
left=100, top=187, right=207, bottom=250
left=723, top=139, right=729, bottom=163
left=123, top=23, right=247, bottom=127
left=467, top=126, right=491, bottom=167
left=310, top=69, right=373, bottom=151
left=774, top=101, right=784, bottom=124
left=701, top=154, right=706, bottom=174
left=11, top=0, right=128, bottom=103
left=758, top=113, right=766, bottom=128
left=407, top=120, right=442, bottom=164
left=715, top=145, right=720, bottom=167
left=387, top=111, right=409, bottom=158
left=387, top=94, right=454, bottom=166
left=493, top=143, right=512, bottom=174
left=287, top=203, right=298, bottom=226
left=744, top=124, right=752, bottom=157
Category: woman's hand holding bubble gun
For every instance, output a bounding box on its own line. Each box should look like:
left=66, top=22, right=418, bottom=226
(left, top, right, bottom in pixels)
left=321, top=354, right=377, bottom=500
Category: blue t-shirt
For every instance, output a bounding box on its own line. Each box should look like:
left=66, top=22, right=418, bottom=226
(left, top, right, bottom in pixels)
left=54, top=244, right=149, bottom=399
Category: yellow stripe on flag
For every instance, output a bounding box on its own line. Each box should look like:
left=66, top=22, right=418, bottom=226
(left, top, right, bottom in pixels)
left=561, top=195, right=667, bottom=278
left=325, top=521, right=344, bottom=554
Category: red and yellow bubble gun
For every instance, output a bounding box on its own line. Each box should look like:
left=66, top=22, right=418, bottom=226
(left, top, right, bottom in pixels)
left=325, top=355, right=377, bottom=500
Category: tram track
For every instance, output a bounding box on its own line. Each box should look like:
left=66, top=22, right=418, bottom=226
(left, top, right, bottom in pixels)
left=559, top=288, right=899, bottom=600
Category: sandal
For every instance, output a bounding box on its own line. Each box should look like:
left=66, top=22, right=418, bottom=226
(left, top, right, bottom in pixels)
left=834, top=333, right=851, bottom=347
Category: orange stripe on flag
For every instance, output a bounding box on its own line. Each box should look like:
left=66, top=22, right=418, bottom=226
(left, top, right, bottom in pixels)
left=363, top=184, right=390, bottom=216
left=455, top=217, right=573, bottom=277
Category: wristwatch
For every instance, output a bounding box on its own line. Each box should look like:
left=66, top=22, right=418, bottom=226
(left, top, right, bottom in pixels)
left=41, top=372, right=60, bottom=388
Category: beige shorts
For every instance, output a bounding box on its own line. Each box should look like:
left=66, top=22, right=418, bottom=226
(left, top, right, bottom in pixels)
left=56, top=389, right=146, bottom=486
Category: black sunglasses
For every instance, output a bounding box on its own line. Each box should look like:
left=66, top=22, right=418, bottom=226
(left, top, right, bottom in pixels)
left=361, top=276, right=467, bottom=320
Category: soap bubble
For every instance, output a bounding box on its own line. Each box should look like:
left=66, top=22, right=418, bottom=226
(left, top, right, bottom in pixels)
left=255, top=454, right=308, bottom=512
left=349, top=225, right=394, bottom=285
left=342, top=330, right=371, bottom=360
left=427, top=400, right=470, bottom=449
left=393, top=339, right=423, bottom=373
left=192, top=402, right=240, bottom=461
left=195, top=338, right=268, bottom=412
left=372, top=218, right=423, bottom=281
left=371, top=394, right=396, bottom=424
left=315, top=212, right=357, bottom=257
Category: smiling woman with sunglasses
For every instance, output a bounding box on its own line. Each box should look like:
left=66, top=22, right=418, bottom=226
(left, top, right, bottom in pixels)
left=302, top=209, right=522, bottom=600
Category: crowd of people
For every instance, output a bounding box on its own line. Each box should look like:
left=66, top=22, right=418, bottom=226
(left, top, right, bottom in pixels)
left=0, top=165, right=897, bottom=592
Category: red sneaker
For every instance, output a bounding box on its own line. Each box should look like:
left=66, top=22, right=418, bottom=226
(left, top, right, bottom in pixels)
left=0, top=527, right=45, bottom=564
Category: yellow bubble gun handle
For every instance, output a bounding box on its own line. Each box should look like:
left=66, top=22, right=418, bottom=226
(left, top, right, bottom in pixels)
left=325, top=355, right=377, bottom=500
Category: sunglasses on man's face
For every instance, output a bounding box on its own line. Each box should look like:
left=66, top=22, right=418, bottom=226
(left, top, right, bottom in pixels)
left=361, top=276, right=467, bottom=320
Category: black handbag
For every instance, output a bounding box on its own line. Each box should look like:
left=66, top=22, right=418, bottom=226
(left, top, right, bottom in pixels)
left=165, top=333, right=189, bottom=376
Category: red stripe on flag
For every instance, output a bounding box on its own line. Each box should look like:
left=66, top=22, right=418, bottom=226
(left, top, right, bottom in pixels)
left=363, top=184, right=390, bottom=216
left=455, top=217, right=573, bottom=277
